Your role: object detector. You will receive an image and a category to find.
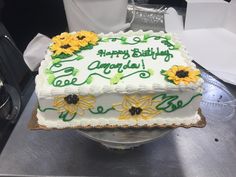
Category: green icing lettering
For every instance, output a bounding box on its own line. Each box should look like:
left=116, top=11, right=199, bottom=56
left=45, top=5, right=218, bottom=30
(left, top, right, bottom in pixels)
left=87, top=60, right=141, bottom=75
left=97, top=49, right=130, bottom=59
left=131, top=47, right=173, bottom=62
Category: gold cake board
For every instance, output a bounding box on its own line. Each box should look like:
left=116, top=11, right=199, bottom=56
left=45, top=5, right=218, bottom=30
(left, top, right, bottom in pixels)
left=28, top=107, right=206, bottom=130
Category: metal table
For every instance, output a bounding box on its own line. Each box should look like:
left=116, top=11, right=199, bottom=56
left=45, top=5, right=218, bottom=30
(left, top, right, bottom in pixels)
left=1, top=5, right=236, bottom=177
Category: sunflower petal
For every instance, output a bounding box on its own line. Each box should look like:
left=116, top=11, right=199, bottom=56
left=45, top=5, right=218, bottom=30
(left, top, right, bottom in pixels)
left=119, top=110, right=132, bottom=119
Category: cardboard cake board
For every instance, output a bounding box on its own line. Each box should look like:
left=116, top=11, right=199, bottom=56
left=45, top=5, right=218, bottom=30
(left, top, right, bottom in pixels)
left=28, top=107, right=206, bottom=130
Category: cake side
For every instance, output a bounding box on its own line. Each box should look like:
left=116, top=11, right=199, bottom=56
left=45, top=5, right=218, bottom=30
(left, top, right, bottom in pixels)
left=37, top=89, right=203, bottom=128
left=35, top=30, right=203, bottom=98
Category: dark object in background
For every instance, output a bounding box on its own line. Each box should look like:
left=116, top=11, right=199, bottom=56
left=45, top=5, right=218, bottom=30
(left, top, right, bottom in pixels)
left=1, top=0, right=68, bottom=52
left=0, top=23, right=32, bottom=153
left=148, top=0, right=187, bottom=7
left=0, top=81, right=11, bottom=120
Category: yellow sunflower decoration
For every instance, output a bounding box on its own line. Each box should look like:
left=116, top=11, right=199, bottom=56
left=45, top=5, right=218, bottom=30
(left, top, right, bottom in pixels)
left=53, top=94, right=96, bottom=115
left=162, top=65, right=200, bottom=85
left=49, top=31, right=99, bottom=56
left=50, top=40, right=79, bottom=56
left=113, top=95, right=161, bottom=120
left=51, top=32, right=73, bottom=43
left=74, top=30, right=99, bottom=46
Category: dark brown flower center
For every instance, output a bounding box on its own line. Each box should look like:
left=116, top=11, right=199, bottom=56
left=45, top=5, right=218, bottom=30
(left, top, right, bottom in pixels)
left=176, top=70, right=189, bottom=78
left=64, top=94, right=79, bottom=104
left=60, top=44, right=71, bottom=49
left=129, top=106, right=143, bottom=116
left=77, top=35, right=86, bottom=40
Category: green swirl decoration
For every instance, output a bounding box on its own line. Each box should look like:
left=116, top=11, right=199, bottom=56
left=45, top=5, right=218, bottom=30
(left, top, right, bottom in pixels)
left=59, top=111, right=77, bottom=122
left=152, top=93, right=202, bottom=112
left=38, top=105, right=57, bottom=112
left=100, top=34, right=180, bottom=50
left=89, top=106, right=115, bottom=114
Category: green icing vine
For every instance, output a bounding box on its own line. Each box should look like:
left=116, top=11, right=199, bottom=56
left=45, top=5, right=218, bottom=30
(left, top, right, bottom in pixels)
left=59, top=111, right=77, bottom=122
left=89, top=106, right=115, bottom=114
left=38, top=105, right=57, bottom=112
left=50, top=70, right=151, bottom=87
left=152, top=93, right=202, bottom=112
left=100, top=34, right=180, bottom=50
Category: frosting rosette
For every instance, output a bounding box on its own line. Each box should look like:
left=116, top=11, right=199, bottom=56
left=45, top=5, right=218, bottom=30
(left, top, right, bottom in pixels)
left=113, top=95, right=161, bottom=120
left=161, top=65, right=200, bottom=85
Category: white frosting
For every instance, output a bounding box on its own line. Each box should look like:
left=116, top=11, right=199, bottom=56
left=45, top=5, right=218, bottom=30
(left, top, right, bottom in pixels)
left=37, top=111, right=201, bottom=128
left=37, top=90, right=202, bottom=128
left=35, top=30, right=203, bottom=128
left=35, top=30, right=203, bottom=98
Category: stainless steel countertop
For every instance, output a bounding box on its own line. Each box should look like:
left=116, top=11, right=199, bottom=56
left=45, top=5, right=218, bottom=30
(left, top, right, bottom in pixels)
left=0, top=80, right=236, bottom=177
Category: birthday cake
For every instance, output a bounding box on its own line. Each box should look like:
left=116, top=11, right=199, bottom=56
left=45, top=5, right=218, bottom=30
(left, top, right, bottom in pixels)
left=35, top=30, right=204, bottom=129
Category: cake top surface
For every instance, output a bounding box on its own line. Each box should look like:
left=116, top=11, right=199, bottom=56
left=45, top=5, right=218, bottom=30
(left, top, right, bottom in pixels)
left=36, top=30, right=203, bottom=98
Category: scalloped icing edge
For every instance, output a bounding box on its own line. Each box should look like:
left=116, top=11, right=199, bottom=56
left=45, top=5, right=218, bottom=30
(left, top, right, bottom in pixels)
left=30, top=108, right=206, bottom=130
left=35, top=30, right=204, bottom=98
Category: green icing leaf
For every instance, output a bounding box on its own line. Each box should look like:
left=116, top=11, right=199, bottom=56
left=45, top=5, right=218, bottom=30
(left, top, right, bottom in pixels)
left=81, top=44, right=93, bottom=50
left=147, top=68, right=154, bottom=76
left=160, top=69, right=175, bottom=84
left=53, top=58, right=61, bottom=64
left=47, top=74, right=55, bottom=84
left=72, top=68, right=79, bottom=76
left=44, top=68, right=53, bottom=74
left=144, top=34, right=150, bottom=40
left=75, top=55, right=84, bottom=60
left=86, top=76, right=93, bottom=84
left=52, top=53, right=72, bottom=59
left=110, top=73, right=124, bottom=85
left=174, top=43, right=181, bottom=49
left=143, top=34, right=150, bottom=42
left=120, top=37, right=126, bottom=44
left=116, top=73, right=123, bottom=78
left=164, top=75, right=175, bottom=84
left=101, top=38, right=109, bottom=42
left=121, top=37, right=127, bottom=41
left=164, top=35, right=171, bottom=40
left=160, top=69, right=166, bottom=75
